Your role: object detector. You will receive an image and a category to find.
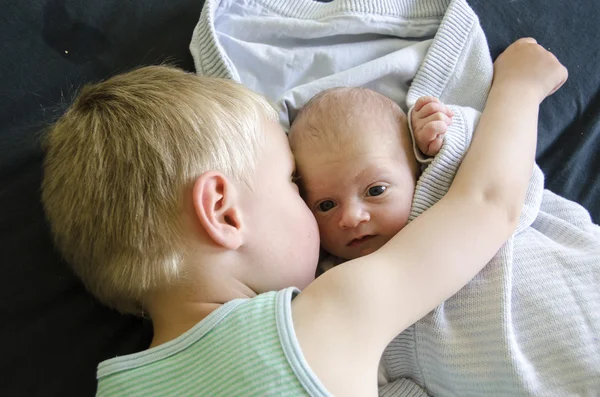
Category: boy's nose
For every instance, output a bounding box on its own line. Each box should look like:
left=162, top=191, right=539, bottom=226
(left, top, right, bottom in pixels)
left=339, top=204, right=370, bottom=229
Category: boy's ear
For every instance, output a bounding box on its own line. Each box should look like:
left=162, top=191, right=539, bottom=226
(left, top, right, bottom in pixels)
left=192, top=172, right=243, bottom=250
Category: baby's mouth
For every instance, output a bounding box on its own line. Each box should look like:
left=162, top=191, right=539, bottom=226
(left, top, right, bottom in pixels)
left=347, top=235, right=375, bottom=247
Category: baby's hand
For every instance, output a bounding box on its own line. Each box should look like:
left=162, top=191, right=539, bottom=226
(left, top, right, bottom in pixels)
left=411, top=96, right=454, bottom=157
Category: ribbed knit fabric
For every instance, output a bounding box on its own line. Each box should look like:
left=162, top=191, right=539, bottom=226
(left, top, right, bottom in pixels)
left=379, top=376, right=430, bottom=397
left=384, top=105, right=600, bottom=396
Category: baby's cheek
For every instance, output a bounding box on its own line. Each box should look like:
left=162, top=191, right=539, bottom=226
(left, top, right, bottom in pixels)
left=379, top=210, right=410, bottom=241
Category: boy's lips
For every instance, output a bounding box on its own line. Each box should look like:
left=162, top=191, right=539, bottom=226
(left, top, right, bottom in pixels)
left=347, top=235, right=375, bottom=247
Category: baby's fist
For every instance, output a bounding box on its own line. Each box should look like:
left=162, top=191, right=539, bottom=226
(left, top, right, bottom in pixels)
left=411, top=96, right=453, bottom=157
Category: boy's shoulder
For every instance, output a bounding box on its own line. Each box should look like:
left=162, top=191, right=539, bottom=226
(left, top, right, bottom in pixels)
left=96, top=288, right=328, bottom=397
left=317, top=253, right=345, bottom=274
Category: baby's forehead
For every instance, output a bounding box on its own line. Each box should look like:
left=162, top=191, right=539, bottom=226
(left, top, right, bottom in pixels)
left=290, top=87, right=405, bottom=149
left=291, top=116, right=402, bottom=163
left=300, top=88, right=397, bottom=124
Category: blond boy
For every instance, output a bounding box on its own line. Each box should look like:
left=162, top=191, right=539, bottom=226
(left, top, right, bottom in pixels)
left=41, top=39, right=567, bottom=396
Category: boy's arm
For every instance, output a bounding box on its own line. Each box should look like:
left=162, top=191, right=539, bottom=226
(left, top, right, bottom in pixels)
left=292, top=39, right=567, bottom=396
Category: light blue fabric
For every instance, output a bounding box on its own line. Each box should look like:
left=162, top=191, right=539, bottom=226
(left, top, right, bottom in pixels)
left=191, top=0, right=492, bottom=130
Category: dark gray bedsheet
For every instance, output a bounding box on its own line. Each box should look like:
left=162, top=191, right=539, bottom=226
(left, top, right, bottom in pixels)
left=469, top=0, right=600, bottom=224
left=0, top=1, right=598, bottom=396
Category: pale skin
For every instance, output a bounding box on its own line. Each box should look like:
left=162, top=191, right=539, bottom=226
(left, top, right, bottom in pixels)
left=412, top=96, right=455, bottom=156
left=293, top=94, right=454, bottom=262
left=146, top=38, right=567, bottom=396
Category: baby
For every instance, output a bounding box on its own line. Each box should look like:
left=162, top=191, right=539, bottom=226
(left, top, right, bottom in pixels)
left=289, top=86, right=600, bottom=394
left=289, top=88, right=452, bottom=268
left=289, top=88, right=453, bottom=385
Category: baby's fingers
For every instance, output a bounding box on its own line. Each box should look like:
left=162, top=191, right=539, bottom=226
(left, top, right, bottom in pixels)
left=414, top=96, right=440, bottom=112
left=420, top=121, right=449, bottom=139
left=425, top=135, right=444, bottom=156
left=416, top=121, right=447, bottom=156
left=413, top=96, right=454, bottom=118
left=413, top=111, right=452, bottom=134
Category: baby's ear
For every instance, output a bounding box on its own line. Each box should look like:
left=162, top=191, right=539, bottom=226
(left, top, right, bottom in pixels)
left=192, top=172, right=243, bottom=250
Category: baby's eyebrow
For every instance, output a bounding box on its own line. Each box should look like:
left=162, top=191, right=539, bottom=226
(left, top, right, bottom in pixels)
left=300, top=180, right=326, bottom=204
left=353, top=165, right=391, bottom=183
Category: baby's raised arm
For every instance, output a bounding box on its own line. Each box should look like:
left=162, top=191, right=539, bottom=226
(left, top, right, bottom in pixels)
left=291, top=38, right=567, bottom=396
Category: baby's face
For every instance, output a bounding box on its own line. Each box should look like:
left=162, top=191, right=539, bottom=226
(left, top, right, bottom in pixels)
left=296, top=137, right=417, bottom=260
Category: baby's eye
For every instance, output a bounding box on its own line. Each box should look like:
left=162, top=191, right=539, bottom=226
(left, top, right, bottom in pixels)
left=367, top=186, right=387, bottom=197
left=317, top=200, right=336, bottom=212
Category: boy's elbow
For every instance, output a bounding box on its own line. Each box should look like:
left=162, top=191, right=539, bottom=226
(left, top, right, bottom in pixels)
left=450, top=184, right=522, bottom=234
left=480, top=187, right=522, bottom=232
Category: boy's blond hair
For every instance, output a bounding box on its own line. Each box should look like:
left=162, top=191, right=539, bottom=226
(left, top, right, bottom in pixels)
left=41, top=66, right=277, bottom=314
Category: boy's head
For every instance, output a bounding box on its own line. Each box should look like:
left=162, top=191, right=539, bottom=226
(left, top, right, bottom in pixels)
left=42, top=66, right=319, bottom=315
left=289, top=87, right=419, bottom=260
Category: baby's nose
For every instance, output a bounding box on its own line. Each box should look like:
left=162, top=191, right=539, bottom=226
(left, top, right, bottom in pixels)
left=339, top=204, right=370, bottom=228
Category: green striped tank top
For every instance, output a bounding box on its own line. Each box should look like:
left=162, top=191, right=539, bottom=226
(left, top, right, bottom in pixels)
left=96, top=287, right=330, bottom=396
